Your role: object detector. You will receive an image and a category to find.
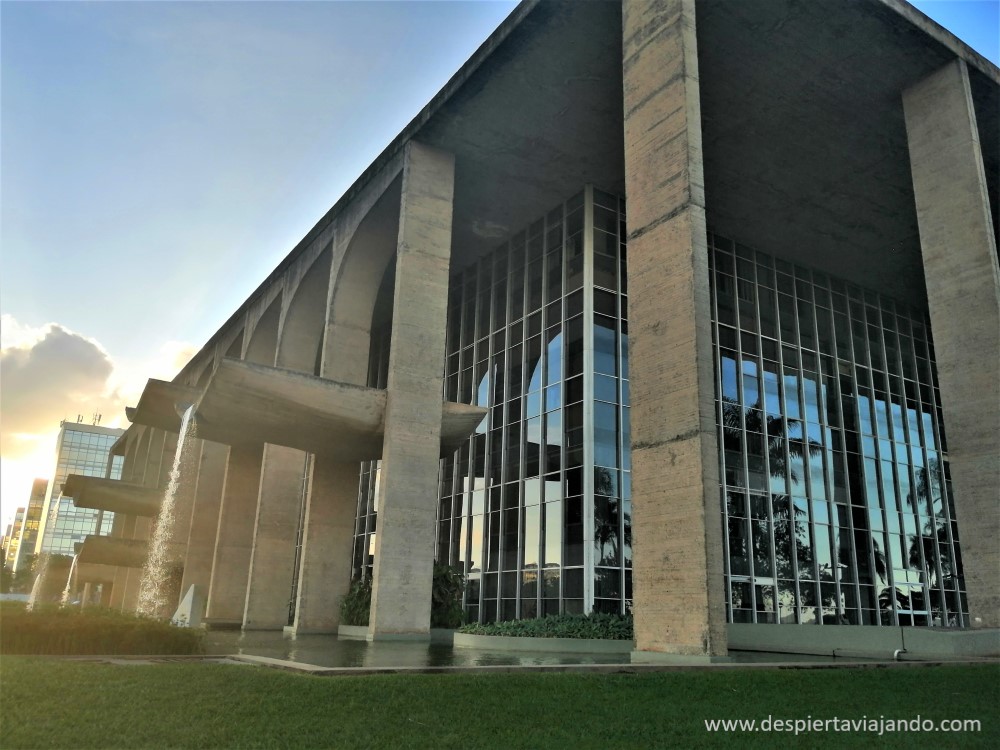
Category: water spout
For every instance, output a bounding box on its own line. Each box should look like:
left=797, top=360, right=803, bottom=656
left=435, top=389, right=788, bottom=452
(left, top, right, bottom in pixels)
left=137, top=405, right=196, bottom=617
left=60, top=554, right=79, bottom=606
left=26, top=554, right=52, bottom=612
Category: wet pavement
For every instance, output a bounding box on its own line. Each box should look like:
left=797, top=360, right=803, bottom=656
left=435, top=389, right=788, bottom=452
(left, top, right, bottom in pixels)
left=201, top=630, right=882, bottom=670
left=204, top=631, right=630, bottom=668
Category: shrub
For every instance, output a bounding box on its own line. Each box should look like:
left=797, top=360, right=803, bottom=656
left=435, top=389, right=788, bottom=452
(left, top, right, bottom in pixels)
left=0, top=602, right=204, bottom=655
left=430, top=564, right=465, bottom=629
left=458, top=612, right=633, bottom=640
left=339, top=577, right=372, bottom=626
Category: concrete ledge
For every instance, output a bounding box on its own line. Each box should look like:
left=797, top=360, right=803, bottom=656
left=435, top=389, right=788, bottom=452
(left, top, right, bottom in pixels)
left=337, top=625, right=369, bottom=640
left=453, top=632, right=634, bottom=654
left=631, top=651, right=730, bottom=665
left=431, top=628, right=455, bottom=645
left=729, top=623, right=1000, bottom=660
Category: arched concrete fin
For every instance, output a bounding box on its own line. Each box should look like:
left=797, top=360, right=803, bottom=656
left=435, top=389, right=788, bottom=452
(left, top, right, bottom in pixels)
left=120, top=426, right=143, bottom=485
left=244, top=297, right=281, bottom=366
left=132, top=428, right=152, bottom=486
left=277, top=245, right=333, bottom=374
left=325, top=175, right=403, bottom=385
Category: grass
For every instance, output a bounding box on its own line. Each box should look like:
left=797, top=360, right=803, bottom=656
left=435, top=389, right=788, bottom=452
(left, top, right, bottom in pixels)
left=1, top=659, right=996, bottom=748
left=0, top=602, right=204, bottom=655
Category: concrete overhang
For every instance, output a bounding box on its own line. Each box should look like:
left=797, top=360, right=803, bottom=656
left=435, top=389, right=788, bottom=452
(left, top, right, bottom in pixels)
left=129, top=380, right=200, bottom=433
left=74, top=561, right=117, bottom=585
left=77, top=535, right=149, bottom=569
left=695, top=0, right=999, bottom=308
left=63, top=475, right=162, bottom=518
left=193, top=358, right=487, bottom=460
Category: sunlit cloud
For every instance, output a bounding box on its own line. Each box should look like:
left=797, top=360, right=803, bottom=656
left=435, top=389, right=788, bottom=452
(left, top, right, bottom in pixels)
left=0, top=314, right=195, bottom=527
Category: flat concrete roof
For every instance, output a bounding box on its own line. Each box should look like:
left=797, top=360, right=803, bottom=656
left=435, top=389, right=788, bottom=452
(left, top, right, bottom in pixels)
left=77, top=535, right=149, bottom=569
left=63, top=475, right=162, bottom=518
left=192, top=359, right=487, bottom=459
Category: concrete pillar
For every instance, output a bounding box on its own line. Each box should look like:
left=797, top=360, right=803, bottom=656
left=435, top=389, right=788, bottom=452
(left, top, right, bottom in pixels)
left=179, top=441, right=228, bottom=602
left=292, top=457, right=359, bottom=633
left=122, top=516, right=152, bottom=613
left=903, top=60, right=1000, bottom=629
left=242, top=444, right=308, bottom=630
left=206, top=443, right=264, bottom=622
left=623, top=0, right=727, bottom=658
left=81, top=582, right=92, bottom=608
left=109, top=514, right=136, bottom=610
left=368, top=141, right=454, bottom=640
left=99, top=583, right=112, bottom=607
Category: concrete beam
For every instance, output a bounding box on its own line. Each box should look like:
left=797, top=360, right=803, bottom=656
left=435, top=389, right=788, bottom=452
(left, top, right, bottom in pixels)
left=368, top=141, right=455, bottom=640
left=62, top=475, right=162, bottom=517
left=903, top=59, right=1000, bottom=629
left=623, top=0, right=727, bottom=657
left=193, top=358, right=485, bottom=459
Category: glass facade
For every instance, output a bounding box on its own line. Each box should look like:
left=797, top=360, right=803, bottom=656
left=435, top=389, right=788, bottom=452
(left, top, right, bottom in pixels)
left=709, top=233, right=966, bottom=627
left=352, top=187, right=965, bottom=629
left=38, top=425, right=124, bottom=556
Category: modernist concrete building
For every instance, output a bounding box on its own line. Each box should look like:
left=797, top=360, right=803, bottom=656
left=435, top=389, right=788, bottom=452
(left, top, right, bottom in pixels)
left=71, top=0, right=998, bottom=659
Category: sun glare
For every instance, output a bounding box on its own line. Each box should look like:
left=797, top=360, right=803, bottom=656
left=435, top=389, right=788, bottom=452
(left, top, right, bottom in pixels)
left=0, top=432, right=58, bottom=529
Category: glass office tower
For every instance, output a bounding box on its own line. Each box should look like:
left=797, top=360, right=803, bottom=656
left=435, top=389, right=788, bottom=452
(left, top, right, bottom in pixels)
left=37, top=423, right=125, bottom=556
left=353, top=187, right=965, bottom=628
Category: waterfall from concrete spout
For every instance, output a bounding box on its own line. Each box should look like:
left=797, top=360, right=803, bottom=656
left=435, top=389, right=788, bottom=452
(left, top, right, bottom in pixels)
left=25, top=556, right=49, bottom=612
left=137, top=405, right=196, bottom=617
left=60, top=554, right=79, bottom=606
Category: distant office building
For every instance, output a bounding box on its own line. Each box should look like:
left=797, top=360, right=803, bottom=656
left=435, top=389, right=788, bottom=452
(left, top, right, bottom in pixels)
left=36, top=423, right=125, bottom=556
left=11, top=479, right=48, bottom=571
left=4, top=508, right=26, bottom=568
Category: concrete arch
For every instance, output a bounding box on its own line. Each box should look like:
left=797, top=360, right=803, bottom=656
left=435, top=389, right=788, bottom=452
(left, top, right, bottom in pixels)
left=277, top=246, right=333, bottom=375
left=130, top=428, right=152, bottom=485
left=244, top=299, right=281, bottom=366
left=120, top=427, right=143, bottom=484
left=325, top=176, right=402, bottom=385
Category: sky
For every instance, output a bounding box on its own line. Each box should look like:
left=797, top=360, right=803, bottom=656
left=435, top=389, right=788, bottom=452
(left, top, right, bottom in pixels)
left=1, top=0, right=997, bottom=532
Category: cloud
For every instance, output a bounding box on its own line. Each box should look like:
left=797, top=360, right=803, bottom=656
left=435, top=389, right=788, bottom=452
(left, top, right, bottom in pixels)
left=0, top=320, right=122, bottom=459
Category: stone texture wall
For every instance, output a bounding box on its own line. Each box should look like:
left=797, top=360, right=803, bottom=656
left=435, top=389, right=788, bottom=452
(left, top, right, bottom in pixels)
left=623, top=0, right=727, bottom=656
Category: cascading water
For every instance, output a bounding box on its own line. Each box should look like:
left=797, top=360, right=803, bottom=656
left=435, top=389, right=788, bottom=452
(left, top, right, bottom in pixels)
left=26, top=554, right=50, bottom=612
left=137, top=405, right=196, bottom=617
left=60, top=554, right=79, bottom=606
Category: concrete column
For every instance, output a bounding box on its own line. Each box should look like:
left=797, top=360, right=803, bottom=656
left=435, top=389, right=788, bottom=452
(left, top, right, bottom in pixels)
left=122, top=516, right=152, bottom=613
left=623, top=0, right=727, bottom=659
left=368, top=141, right=454, bottom=640
left=292, top=457, right=359, bottom=633
left=179, top=441, right=228, bottom=602
left=242, top=444, right=308, bottom=630
left=903, top=60, right=1000, bottom=629
left=206, top=442, right=264, bottom=623
left=110, top=514, right=136, bottom=610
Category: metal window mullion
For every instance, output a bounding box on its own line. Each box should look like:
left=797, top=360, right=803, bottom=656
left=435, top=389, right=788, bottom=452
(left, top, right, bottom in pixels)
left=581, top=185, right=596, bottom=614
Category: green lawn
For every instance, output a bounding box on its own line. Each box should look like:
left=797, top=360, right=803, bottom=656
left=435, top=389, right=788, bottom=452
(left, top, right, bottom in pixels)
left=1, top=659, right=996, bottom=748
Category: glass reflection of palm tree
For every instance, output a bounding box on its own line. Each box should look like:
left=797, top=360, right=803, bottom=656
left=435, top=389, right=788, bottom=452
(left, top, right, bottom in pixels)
left=905, top=459, right=958, bottom=625
left=594, top=468, right=631, bottom=567
left=721, top=396, right=829, bottom=620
